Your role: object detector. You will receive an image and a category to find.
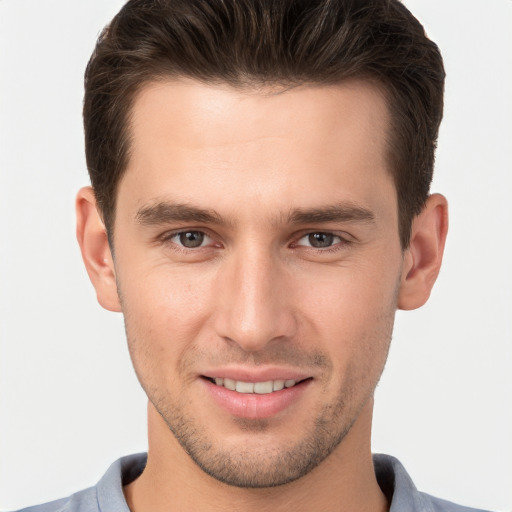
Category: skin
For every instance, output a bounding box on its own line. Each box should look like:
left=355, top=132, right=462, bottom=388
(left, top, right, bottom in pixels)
left=77, top=79, right=448, bottom=512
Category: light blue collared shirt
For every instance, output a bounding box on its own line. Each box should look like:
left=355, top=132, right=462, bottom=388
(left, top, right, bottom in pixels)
left=14, top=453, right=492, bottom=512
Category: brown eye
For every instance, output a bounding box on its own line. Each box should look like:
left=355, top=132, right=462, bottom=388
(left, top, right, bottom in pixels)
left=178, top=231, right=206, bottom=248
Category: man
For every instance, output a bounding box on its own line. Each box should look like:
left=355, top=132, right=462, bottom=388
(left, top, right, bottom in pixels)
left=14, top=0, right=491, bottom=511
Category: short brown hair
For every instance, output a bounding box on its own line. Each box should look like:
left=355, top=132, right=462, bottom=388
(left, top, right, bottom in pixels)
left=84, top=0, right=445, bottom=247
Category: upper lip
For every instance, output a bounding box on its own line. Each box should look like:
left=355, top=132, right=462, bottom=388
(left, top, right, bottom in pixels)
left=200, top=367, right=312, bottom=383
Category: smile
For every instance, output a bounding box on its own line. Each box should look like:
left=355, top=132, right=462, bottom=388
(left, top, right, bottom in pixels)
left=203, top=374, right=313, bottom=419
left=207, top=377, right=303, bottom=394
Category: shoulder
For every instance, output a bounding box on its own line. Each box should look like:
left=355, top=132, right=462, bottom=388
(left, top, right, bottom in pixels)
left=10, top=486, right=97, bottom=512
left=9, top=453, right=146, bottom=512
left=420, top=493, right=493, bottom=512
left=373, top=454, right=494, bottom=512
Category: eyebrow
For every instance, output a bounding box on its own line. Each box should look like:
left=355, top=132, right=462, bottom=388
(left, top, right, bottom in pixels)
left=135, top=200, right=376, bottom=228
left=287, top=204, right=376, bottom=225
left=135, top=202, right=226, bottom=226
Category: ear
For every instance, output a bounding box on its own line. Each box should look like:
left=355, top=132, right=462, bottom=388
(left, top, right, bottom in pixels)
left=76, top=186, right=121, bottom=312
left=398, top=193, right=449, bottom=310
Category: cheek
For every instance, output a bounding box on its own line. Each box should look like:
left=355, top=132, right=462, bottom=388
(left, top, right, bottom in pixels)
left=297, top=258, right=399, bottom=324
left=120, top=260, right=216, bottom=327
left=296, top=261, right=399, bottom=376
left=117, top=264, right=218, bottom=383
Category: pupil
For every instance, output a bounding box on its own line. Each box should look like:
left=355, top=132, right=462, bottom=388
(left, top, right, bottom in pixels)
left=180, top=231, right=204, bottom=248
left=309, top=232, right=333, bottom=248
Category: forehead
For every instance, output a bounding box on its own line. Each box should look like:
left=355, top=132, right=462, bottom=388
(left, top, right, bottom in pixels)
left=128, top=78, right=390, bottom=153
left=120, top=78, right=394, bottom=223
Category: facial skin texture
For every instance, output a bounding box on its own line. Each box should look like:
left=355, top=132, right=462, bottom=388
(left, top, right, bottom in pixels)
left=77, top=79, right=448, bottom=512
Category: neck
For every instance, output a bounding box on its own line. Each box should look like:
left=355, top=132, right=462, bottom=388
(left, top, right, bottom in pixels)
left=124, top=400, right=388, bottom=512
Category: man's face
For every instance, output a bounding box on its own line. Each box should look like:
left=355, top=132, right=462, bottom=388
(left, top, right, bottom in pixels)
left=112, top=79, right=404, bottom=487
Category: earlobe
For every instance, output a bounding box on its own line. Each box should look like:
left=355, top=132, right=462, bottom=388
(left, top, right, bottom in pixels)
left=76, top=186, right=122, bottom=312
left=397, top=193, right=449, bottom=311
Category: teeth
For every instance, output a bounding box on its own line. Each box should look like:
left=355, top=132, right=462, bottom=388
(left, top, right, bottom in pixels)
left=273, top=380, right=285, bottom=391
left=236, top=381, right=254, bottom=393
left=223, top=378, right=236, bottom=391
left=211, top=378, right=298, bottom=394
left=254, top=381, right=273, bottom=394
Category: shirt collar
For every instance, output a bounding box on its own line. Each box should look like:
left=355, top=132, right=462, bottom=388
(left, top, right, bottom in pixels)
left=96, top=452, right=433, bottom=512
left=374, top=453, right=435, bottom=512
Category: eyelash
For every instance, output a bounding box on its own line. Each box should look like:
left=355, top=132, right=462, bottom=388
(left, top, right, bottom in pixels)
left=159, top=229, right=352, bottom=254
left=159, top=230, right=217, bottom=253
left=291, top=232, right=350, bottom=253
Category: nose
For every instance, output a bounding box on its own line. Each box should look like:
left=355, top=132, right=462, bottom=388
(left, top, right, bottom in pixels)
left=213, top=244, right=297, bottom=352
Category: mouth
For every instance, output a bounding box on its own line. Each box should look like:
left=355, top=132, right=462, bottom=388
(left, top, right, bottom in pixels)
left=200, top=370, right=314, bottom=419
left=202, top=376, right=312, bottom=394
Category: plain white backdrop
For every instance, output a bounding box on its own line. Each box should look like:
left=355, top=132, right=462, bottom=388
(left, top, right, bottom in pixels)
left=0, top=1, right=511, bottom=510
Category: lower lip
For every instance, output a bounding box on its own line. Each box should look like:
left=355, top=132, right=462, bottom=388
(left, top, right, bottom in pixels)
left=203, top=378, right=311, bottom=420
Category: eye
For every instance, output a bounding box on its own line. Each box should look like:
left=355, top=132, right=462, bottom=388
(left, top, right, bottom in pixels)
left=169, top=230, right=212, bottom=249
left=296, top=232, right=343, bottom=249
